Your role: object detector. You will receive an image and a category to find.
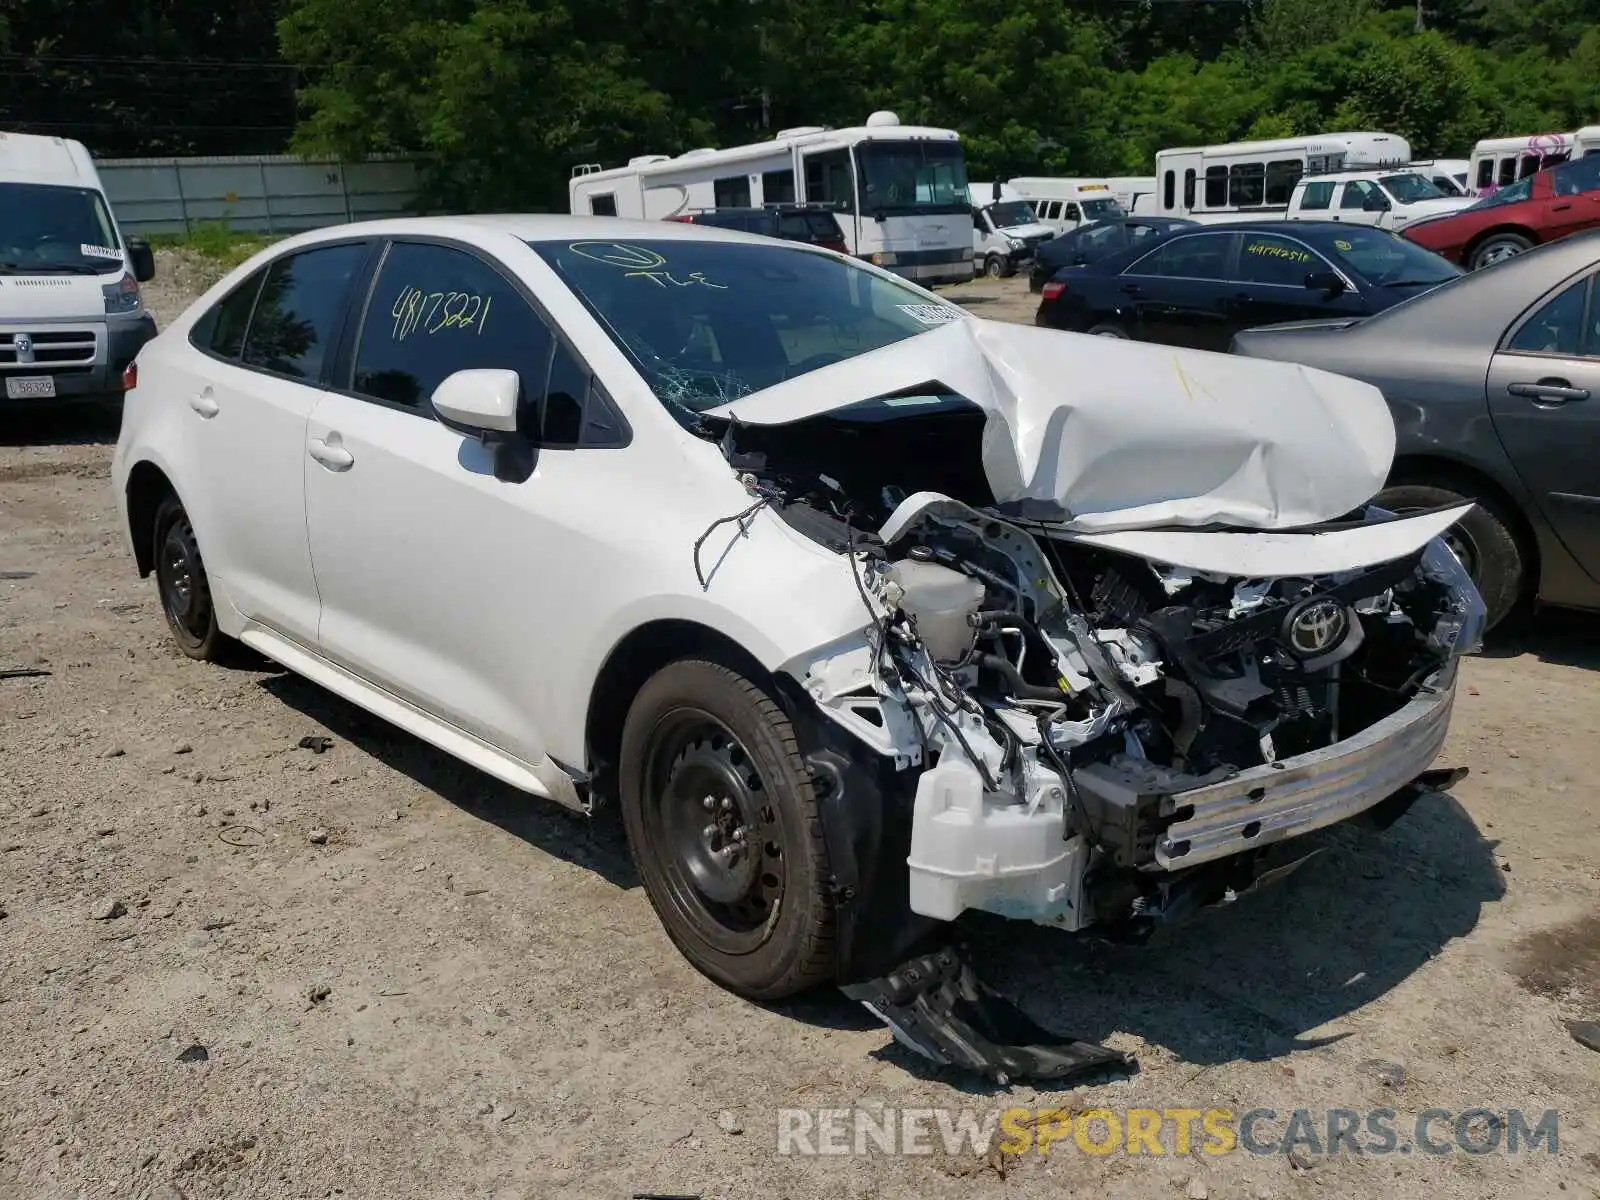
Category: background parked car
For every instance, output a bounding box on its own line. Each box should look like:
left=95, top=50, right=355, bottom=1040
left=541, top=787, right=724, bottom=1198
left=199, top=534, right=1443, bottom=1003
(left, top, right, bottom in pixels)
left=666, top=205, right=848, bottom=253
left=1232, top=230, right=1600, bottom=628
left=1027, top=216, right=1196, bottom=292
left=1034, top=221, right=1461, bottom=351
left=1402, top=153, right=1600, bottom=270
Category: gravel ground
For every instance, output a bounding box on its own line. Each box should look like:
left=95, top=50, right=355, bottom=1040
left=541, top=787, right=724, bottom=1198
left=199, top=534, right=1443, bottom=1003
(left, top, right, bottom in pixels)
left=2, top=256, right=1600, bottom=1200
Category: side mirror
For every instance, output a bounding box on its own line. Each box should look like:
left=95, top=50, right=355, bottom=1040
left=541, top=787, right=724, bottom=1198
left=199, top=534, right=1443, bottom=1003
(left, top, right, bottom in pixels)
left=1364, top=194, right=1391, bottom=212
left=1071, top=253, right=1088, bottom=265
left=128, top=238, right=155, bottom=283
left=431, top=368, right=531, bottom=482
left=1305, top=270, right=1346, bottom=297
left=431, top=368, right=520, bottom=435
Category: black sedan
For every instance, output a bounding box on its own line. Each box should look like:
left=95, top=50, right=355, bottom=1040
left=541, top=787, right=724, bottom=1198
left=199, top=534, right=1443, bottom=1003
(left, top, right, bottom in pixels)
left=1027, top=216, right=1197, bottom=292
left=1034, top=221, right=1462, bottom=352
left=1233, top=229, right=1600, bottom=630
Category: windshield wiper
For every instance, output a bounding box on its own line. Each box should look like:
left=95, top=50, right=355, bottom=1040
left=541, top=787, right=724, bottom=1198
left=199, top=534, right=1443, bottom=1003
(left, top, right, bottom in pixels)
left=0, top=261, right=107, bottom=275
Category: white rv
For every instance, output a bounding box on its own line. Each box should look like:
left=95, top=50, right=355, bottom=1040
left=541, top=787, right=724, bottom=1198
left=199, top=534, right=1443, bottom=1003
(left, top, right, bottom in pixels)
left=1152, top=132, right=1412, bottom=223
left=1006, top=178, right=1126, bottom=235
left=0, top=131, right=157, bottom=410
left=1469, top=130, right=1600, bottom=196
left=966, top=182, right=1054, bottom=277
left=569, top=112, right=974, bottom=286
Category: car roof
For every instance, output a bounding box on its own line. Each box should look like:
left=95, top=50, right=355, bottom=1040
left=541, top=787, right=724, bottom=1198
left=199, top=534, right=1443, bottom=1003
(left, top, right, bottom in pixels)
left=241, top=214, right=807, bottom=258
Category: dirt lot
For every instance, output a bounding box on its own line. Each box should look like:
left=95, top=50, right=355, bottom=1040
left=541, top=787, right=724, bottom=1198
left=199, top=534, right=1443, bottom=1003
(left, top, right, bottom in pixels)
left=3, top=258, right=1600, bottom=1200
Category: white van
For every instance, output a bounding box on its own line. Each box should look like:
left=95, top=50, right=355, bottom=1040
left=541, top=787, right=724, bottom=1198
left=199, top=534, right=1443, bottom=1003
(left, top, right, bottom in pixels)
left=1007, top=178, right=1126, bottom=235
left=1103, top=176, right=1158, bottom=211
left=1153, top=132, right=1411, bottom=222
left=967, top=182, right=1055, bottom=277
left=0, top=132, right=156, bottom=410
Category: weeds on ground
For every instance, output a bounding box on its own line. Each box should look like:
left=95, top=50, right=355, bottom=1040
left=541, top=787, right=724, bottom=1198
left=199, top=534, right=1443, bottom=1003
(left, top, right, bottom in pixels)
left=147, top=220, right=279, bottom=271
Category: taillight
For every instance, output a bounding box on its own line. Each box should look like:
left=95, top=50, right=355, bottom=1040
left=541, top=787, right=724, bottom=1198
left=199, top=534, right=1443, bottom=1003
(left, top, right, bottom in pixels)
left=1041, top=281, right=1067, bottom=301
left=822, top=238, right=848, bottom=253
left=121, top=361, right=138, bottom=391
left=665, top=215, right=694, bottom=223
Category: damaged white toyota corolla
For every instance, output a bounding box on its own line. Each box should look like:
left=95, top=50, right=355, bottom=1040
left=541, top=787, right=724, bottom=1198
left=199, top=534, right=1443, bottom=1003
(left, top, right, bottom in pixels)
left=113, top=216, right=1485, bottom=1083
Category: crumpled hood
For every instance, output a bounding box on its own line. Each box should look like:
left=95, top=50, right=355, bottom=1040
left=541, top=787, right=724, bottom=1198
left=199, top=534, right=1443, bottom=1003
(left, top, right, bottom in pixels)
left=706, top=318, right=1395, bottom=533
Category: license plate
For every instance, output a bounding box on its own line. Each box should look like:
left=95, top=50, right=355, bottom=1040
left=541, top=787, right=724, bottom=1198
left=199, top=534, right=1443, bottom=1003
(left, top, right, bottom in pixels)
left=6, top=376, right=56, bottom=400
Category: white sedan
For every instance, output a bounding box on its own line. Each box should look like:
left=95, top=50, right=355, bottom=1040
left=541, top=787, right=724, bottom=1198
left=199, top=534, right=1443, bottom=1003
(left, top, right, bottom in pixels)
left=114, top=215, right=1485, bottom=1078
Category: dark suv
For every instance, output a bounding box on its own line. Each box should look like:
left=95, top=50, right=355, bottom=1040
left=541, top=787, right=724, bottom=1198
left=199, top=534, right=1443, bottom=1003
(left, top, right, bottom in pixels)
left=668, top=205, right=848, bottom=253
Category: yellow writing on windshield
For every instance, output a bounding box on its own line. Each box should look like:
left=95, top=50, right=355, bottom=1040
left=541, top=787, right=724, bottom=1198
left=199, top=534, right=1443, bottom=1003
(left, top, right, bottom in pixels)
left=390, top=286, right=492, bottom=342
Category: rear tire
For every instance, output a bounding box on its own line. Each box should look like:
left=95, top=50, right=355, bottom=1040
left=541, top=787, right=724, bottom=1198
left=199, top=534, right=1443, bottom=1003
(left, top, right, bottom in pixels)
left=152, top=496, right=230, bottom=661
left=1087, top=323, right=1130, bottom=338
left=619, top=659, right=836, bottom=1000
left=1469, top=232, right=1533, bottom=271
left=1375, top=481, right=1525, bottom=629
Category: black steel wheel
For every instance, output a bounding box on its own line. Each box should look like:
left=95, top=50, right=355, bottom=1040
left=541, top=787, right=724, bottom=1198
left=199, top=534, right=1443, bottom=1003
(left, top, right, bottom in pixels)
left=619, top=659, right=835, bottom=999
left=152, top=495, right=227, bottom=660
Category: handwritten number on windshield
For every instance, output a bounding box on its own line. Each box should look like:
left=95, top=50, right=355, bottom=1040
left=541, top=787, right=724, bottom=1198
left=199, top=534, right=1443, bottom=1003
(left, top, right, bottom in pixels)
left=390, top=286, right=492, bottom=341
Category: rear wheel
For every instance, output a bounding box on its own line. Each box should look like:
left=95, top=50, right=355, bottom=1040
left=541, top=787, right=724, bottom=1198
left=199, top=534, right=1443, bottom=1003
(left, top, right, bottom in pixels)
left=1375, top=481, right=1525, bottom=629
left=619, top=659, right=835, bottom=999
left=1470, top=232, right=1533, bottom=270
left=1087, top=323, right=1130, bottom=338
left=152, top=496, right=230, bottom=661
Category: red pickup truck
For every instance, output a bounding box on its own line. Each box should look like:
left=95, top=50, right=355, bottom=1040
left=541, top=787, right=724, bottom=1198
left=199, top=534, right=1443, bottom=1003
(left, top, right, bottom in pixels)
left=1402, top=152, right=1600, bottom=269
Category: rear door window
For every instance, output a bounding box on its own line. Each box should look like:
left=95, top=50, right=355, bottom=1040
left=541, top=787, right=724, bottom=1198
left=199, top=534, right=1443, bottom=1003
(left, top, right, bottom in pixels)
left=240, top=242, right=368, bottom=381
left=1506, top=276, right=1594, bottom=357
left=1130, top=232, right=1237, bottom=279
left=1299, top=181, right=1335, bottom=211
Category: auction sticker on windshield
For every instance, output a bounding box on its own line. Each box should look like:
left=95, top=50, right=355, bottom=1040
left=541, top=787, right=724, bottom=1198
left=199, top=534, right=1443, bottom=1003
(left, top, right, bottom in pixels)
left=79, top=244, right=121, bottom=261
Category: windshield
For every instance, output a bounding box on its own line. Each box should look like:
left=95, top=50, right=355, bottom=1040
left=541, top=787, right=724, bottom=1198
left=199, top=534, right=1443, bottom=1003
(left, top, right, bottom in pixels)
left=0, top=184, right=123, bottom=274
left=984, top=200, right=1038, bottom=229
left=1081, top=198, right=1126, bottom=219
left=855, top=140, right=969, bottom=216
left=1322, top=226, right=1462, bottom=286
left=1471, top=177, right=1533, bottom=209
left=529, top=238, right=962, bottom=415
left=1379, top=173, right=1449, bottom=203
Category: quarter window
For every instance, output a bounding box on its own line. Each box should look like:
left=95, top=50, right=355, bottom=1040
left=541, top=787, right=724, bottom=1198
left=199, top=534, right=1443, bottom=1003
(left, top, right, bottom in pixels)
left=1507, top=277, right=1593, bottom=357
left=191, top=269, right=265, bottom=360
left=1237, top=234, right=1326, bottom=287
left=1299, top=181, right=1335, bottom=210
left=240, top=242, right=367, bottom=381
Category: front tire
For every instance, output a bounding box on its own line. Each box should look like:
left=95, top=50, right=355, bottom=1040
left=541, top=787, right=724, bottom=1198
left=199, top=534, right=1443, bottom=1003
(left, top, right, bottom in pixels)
left=984, top=254, right=1006, bottom=279
left=152, top=496, right=230, bottom=661
left=1470, top=232, right=1533, bottom=270
left=1087, top=323, right=1130, bottom=338
left=1376, top=481, right=1526, bottom=629
left=619, top=659, right=836, bottom=999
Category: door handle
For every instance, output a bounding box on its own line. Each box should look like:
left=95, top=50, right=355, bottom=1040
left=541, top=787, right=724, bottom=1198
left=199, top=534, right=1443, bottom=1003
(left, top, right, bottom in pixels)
left=307, top=436, right=355, bottom=471
left=1508, top=379, right=1590, bottom=404
left=1120, top=282, right=1142, bottom=295
left=188, top=388, right=218, bottom=418
left=1552, top=202, right=1573, bottom=212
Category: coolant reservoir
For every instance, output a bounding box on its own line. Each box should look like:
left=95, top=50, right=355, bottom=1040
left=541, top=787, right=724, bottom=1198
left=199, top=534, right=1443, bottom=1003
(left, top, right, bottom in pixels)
left=887, top=559, right=985, bottom=663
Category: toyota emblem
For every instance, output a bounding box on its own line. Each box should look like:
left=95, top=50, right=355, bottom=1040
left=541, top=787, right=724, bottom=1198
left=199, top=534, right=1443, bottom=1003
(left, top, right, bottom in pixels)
left=1282, top=597, right=1350, bottom=659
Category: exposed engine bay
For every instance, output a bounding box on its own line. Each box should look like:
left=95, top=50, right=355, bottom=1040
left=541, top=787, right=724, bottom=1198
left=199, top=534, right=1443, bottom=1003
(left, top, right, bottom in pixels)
left=723, top=399, right=1486, bottom=937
